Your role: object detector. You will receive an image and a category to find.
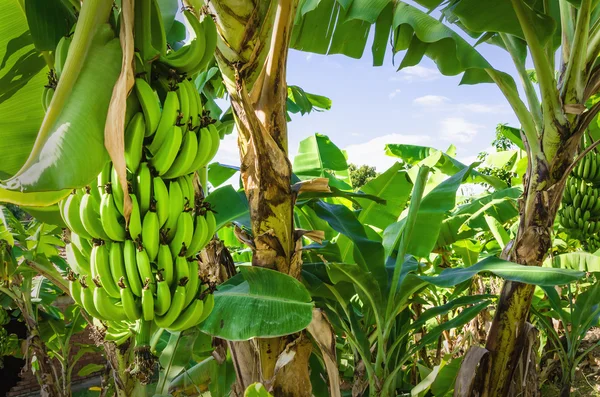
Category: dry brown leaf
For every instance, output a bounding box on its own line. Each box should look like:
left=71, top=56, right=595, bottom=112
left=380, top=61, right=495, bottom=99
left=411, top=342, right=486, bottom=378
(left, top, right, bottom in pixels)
left=104, top=0, right=135, bottom=222
left=454, top=346, right=489, bottom=397
left=307, top=308, right=341, bottom=397
left=292, top=178, right=331, bottom=194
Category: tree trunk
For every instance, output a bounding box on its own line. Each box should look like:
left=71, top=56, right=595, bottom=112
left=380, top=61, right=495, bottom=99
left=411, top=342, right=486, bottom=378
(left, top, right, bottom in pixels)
left=481, top=131, right=582, bottom=396
left=206, top=1, right=311, bottom=395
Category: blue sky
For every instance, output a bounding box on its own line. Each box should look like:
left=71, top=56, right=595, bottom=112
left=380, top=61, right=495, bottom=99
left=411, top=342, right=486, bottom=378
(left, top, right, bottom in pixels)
left=214, top=21, right=525, bottom=173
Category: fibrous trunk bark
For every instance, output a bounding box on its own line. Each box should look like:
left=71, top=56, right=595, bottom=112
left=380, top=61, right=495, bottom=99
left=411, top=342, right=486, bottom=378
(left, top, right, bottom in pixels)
left=207, top=1, right=311, bottom=395
left=481, top=130, right=583, bottom=396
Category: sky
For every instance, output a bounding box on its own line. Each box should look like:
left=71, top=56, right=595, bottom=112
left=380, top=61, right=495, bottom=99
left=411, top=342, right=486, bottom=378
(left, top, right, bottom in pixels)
left=212, top=15, right=525, bottom=175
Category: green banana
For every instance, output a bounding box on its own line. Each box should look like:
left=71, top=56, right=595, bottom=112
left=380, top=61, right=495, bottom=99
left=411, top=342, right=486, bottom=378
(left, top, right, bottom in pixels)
left=100, top=188, right=126, bottom=241
left=66, top=242, right=91, bottom=276
left=169, top=211, right=194, bottom=256
left=154, top=271, right=171, bottom=316
left=186, top=212, right=208, bottom=257
left=573, top=193, right=582, bottom=209
left=159, top=10, right=207, bottom=74
left=182, top=78, right=198, bottom=130
left=70, top=232, right=92, bottom=259
left=148, top=89, right=180, bottom=155
left=119, top=278, right=141, bottom=322
left=149, top=125, right=183, bottom=176
left=93, top=278, right=128, bottom=321
left=176, top=81, right=190, bottom=132
left=185, top=127, right=213, bottom=174
left=91, top=242, right=121, bottom=299
left=80, top=189, right=110, bottom=240
left=185, top=258, right=199, bottom=307
left=198, top=293, right=214, bottom=324
left=128, top=194, right=143, bottom=241
left=581, top=195, right=590, bottom=211
left=98, top=162, right=111, bottom=197
left=134, top=0, right=161, bottom=64
left=109, top=242, right=127, bottom=287
left=205, top=123, right=221, bottom=165
left=154, top=278, right=187, bottom=328
left=175, top=252, right=190, bottom=281
left=135, top=78, right=161, bottom=136
left=583, top=156, right=591, bottom=180
left=149, top=0, right=167, bottom=55
left=153, top=176, right=170, bottom=227
left=142, top=206, right=160, bottom=262
left=62, top=192, right=92, bottom=239
left=79, top=277, right=106, bottom=320
left=111, top=165, right=127, bottom=216
left=136, top=162, right=152, bottom=216
left=136, top=245, right=155, bottom=293
left=55, top=34, right=73, bottom=78
left=124, top=239, right=143, bottom=297
left=179, top=174, right=195, bottom=209
left=195, top=13, right=217, bottom=73
left=42, top=85, right=55, bottom=112
left=124, top=112, right=146, bottom=173
left=164, top=180, right=184, bottom=239
left=163, top=130, right=198, bottom=179
left=157, top=242, right=174, bottom=286
left=142, top=279, right=155, bottom=321
left=167, top=298, right=204, bottom=332
left=67, top=271, right=83, bottom=306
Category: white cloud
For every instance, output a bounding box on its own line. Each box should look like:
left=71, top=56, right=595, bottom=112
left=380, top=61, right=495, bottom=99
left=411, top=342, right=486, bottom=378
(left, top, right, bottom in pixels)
left=213, top=129, right=241, bottom=166
left=390, top=66, right=441, bottom=82
left=440, top=117, right=483, bottom=144
left=388, top=89, right=402, bottom=99
left=344, top=134, right=433, bottom=171
left=413, top=95, right=449, bottom=106
left=306, top=54, right=313, bottom=62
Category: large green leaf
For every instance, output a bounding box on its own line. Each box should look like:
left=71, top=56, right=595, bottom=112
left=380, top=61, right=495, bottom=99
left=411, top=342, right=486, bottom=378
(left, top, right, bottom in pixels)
left=168, top=356, right=217, bottom=395
left=421, top=256, right=585, bottom=287
left=199, top=266, right=313, bottom=340
left=157, top=0, right=179, bottom=35
left=207, top=162, right=239, bottom=188
left=310, top=200, right=387, bottom=288
left=384, top=165, right=473, bottom=258
left=450, top=0, right=556, bottom=46
left=386, top=144, right=507, bottom=189
left=245, top=383, right=274, bottom=397
left=544, top=252, right=600, bottom=272
left=293, top=133, right=351, bottom=189
left=327, top=262, right=384, bottom=318
left=0, top=0, right=47, bottom=180
left=355, top=162, right=412, bottom=230
left=205, top=185, right=249, bottom=230
left=156, top=329, right=200, bottom=395
left=3, top=22, right=121, bottom=192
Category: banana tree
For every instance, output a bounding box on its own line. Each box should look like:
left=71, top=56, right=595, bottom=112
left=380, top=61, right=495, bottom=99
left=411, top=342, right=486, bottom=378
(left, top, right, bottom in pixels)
left=290, top=1, right=600, bottom=394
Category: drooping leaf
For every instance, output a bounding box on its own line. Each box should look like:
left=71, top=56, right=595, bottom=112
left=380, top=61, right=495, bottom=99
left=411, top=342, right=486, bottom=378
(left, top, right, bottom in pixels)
left=293, top=133, right=351, bottom=189
left=168, top=356, right=217, bottom=395
left=78, top=363, right=104, bottom=377
left=355, top=162, right=413, bottom=230
left=544, top=252, right=600, bottom=272
left=207, top=162, right=239, bottom=188
left=384, top=165, right=473, bottom=258
left=310, top=200, right=387, bottom=289
left=3, top=22, right=121, bottom=192
left=421, top=256, right=585, bottom=287
left=0, top=0, right=47, bottom=180
left=327, top=262, right=384, bottom=319
left=199, top=266, right=313, bottom=340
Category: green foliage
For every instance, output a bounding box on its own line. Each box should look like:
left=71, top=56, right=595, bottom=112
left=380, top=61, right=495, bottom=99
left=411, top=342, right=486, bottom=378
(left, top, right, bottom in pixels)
left=348, top=163, right=378, bottom=190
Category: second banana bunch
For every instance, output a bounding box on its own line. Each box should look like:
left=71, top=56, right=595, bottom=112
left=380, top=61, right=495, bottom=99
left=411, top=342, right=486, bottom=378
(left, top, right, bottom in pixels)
left=558, top=151, right=600, bottom=251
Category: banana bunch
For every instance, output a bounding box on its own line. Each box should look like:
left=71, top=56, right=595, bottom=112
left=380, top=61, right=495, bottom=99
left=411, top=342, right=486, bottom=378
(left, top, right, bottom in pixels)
left=60, top=160, right=217, bottom=334
left=559, top=150, right=600, bottom=251
left=133, top=77, right=221, bottom=178
left=572, top=151, right=600, bottom=183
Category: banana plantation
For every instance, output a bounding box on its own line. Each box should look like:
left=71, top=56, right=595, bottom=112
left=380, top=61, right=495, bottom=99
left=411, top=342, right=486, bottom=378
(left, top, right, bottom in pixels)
left=4, top=0, right=600, bottom=396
